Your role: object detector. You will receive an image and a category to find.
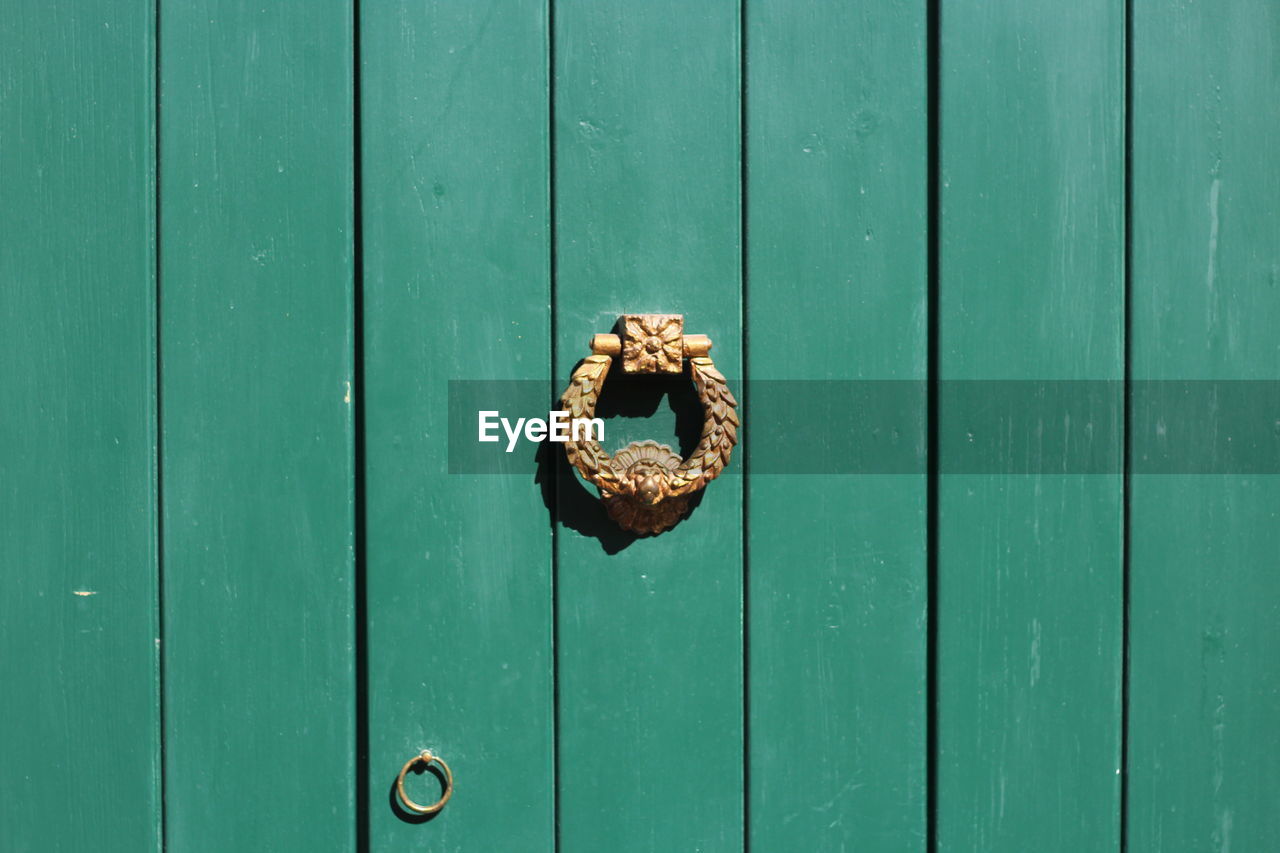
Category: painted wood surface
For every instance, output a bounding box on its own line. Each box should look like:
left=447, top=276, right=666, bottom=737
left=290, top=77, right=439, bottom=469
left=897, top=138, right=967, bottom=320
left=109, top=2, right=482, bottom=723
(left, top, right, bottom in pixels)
left=935, top=1, right=1125, bottom=850
left=360, top=1, right=554, bottom=849
left=552, top=1, right=744, bottom=849
left=159, top=1, right=356, bottom=848
left=9, top=4, right=1280, bottom=851
left=0, top=2, right=160, bottom=850
left=745, top=1, right=928, bottom=850
left=1126, top=2, right=1280, bottom=849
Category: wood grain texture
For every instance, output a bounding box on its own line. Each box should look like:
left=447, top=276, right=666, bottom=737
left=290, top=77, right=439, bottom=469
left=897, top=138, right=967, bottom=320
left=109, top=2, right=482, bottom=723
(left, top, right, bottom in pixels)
left=360, top=1, right=554, bottom=849
left=745, top=1, right=928, bottom=849
left=935, top=1, right=1125, bottom=849
left=552, top=1, right=744, bottom=848
left=1127, top=2, right=1280, bottom=849
left=159, top=1, right=355, bottom=848
left=0, top=3, right=160, bottom=850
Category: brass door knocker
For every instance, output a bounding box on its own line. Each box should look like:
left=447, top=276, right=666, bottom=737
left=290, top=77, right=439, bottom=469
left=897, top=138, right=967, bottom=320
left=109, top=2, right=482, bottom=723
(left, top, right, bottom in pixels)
left=394, top=750, right=453, bottom=816
left=560, top=314, right=739, bottom=535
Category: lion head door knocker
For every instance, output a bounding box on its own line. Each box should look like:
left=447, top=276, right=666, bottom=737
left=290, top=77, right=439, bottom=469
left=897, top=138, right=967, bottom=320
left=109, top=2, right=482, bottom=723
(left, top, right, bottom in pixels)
left=559, top=314, right=739, bottom=535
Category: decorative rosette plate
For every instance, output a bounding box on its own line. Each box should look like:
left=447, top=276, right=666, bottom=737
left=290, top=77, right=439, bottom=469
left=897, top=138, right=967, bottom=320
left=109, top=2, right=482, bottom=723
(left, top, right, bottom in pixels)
left=559, top=314, right=739, bottom=535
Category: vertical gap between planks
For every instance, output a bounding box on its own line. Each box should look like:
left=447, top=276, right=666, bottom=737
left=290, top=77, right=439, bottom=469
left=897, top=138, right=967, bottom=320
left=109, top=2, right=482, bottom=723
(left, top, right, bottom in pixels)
left=548, top=0, right=562, bottom=848
left=352, top=0, right=369, bottom=848
left=925, top=0, right=941, bottom=849
left=153, top=0, right=168, bottom=848
left=738, top=0, right=751, bottom=848
left=1119, top=0, right=1134, bottom=848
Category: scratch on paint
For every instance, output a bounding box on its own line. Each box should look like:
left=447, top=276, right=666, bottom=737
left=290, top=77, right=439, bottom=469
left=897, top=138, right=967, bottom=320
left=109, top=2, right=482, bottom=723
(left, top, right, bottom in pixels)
left=72, top=590, right=97, bottom=597
left=1206, top=177, right=1221, bottom=330
left=1029, top=618, right=1042, bottom=687
left=810, top=777, right=864, bottom=814
left=344, top=381, right=351, bottom=405
left=1219, top=807, right=1233, bottom=853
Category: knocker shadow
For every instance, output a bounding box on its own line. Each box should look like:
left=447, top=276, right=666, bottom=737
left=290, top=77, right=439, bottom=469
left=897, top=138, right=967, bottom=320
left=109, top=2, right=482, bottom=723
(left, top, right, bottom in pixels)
left=536, top=364, right=706, bottom=554
left=388, top=762, right=448, bottom=825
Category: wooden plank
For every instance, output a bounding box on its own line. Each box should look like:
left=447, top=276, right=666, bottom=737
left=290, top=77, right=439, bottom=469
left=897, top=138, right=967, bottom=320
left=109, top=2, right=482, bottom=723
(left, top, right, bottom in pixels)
left=745, top=1, right=928, bottom=850
left=935, top=1, right=1125, bottom=849
left=1126, top=2, right=1280, bottom=849
left=360, top=1, right=554, bottom=849
left=553, top=1, right=743, bottom=849
left=158, top=2, right=355, bottom=848
left=0, top=3, right=160, bottom=850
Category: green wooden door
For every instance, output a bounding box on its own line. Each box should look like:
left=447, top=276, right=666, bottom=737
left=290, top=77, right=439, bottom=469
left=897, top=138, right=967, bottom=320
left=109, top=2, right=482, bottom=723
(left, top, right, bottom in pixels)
left=3, top=1, right=1278, bottom=851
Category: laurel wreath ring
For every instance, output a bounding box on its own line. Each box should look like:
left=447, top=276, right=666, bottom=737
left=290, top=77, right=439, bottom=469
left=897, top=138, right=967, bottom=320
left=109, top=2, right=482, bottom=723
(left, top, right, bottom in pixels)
left=560, top=353, right=739, bottom=502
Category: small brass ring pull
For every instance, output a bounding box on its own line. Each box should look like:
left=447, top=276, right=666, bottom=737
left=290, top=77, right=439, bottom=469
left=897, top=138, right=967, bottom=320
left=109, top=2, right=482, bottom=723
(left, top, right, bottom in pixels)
left=395, top=750, right=454, bottom=816
left=561, top=314, right=739, bottom=535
